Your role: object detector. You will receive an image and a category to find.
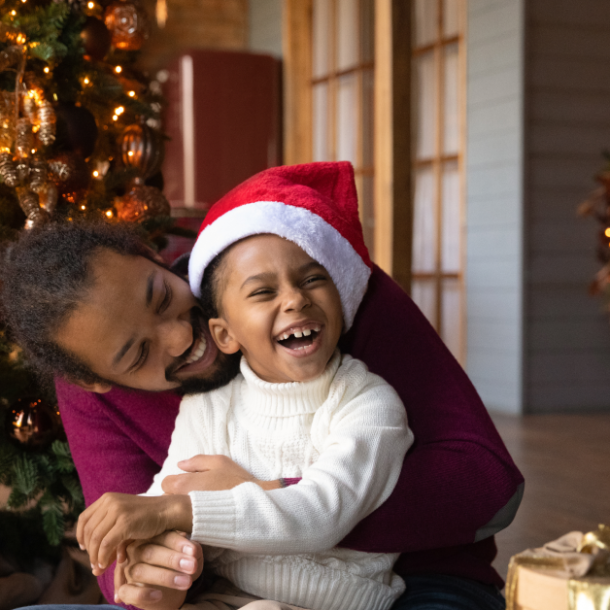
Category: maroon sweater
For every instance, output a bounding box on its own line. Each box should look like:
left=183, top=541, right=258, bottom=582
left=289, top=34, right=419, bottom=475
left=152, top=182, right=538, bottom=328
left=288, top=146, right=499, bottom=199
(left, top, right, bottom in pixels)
left=57, top=266, right=523, bottom=605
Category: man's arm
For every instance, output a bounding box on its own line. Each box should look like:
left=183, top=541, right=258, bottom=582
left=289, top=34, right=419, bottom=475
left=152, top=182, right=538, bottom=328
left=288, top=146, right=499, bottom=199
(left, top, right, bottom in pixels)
left=337, top=265, right=524, bottom=554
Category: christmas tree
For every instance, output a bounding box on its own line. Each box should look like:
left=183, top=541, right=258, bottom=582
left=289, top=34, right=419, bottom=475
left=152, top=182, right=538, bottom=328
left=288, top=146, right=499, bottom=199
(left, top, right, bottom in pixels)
left=0, top=0, right=182, bottom=569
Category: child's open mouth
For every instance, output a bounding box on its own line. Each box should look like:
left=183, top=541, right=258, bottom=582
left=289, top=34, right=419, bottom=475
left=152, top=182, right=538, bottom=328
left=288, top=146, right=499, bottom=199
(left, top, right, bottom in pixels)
left=275, top=324, right=322, bottom=351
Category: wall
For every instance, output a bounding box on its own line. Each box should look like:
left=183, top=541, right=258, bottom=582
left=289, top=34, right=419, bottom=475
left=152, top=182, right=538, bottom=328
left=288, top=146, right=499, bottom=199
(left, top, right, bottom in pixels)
left=138, top=0, right=248, bottom=72
left=248, top=0, right=283, bottom=57
left=465, top=0, right=525, bottom=413
left=524, top=0, right=610, bottom=411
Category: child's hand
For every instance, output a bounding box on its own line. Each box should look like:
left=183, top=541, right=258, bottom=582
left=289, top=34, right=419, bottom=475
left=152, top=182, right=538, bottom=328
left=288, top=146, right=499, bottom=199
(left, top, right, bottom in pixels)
left=77, top=493, right=192, bottom=573
left=162, top=454, right=281, bottom=493
left=114, top=532, right=203, bottom=610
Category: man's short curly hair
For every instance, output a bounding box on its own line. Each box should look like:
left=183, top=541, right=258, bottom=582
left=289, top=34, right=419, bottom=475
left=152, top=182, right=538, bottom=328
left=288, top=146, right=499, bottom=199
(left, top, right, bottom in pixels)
left=0, top=221, right=156, bottom=385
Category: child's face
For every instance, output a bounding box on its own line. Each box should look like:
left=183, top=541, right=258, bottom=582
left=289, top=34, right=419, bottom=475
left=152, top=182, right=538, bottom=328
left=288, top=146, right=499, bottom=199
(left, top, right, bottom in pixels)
left=209, top=234, right=344, bottom=383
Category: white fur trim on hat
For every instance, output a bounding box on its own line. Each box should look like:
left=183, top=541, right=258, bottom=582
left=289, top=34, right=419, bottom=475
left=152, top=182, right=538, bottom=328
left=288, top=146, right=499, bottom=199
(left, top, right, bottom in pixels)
left=188, top=201, right=371, bottom=330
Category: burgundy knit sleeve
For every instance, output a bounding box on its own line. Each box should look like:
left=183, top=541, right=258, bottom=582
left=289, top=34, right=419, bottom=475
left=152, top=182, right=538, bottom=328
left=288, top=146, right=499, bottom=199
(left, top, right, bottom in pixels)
left=56, top=379, right=179, bottom=608
left=337, top=266, right=524, bottom=555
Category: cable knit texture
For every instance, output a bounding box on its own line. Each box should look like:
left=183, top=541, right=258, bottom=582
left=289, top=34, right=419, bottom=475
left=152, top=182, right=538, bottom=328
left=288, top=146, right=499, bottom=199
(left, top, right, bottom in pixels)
left=144, top=351, right=412, bottom=610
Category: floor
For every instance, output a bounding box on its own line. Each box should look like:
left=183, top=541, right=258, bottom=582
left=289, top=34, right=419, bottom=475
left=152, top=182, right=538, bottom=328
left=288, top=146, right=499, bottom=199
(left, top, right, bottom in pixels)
left=490, top=413, right=610, bottom=583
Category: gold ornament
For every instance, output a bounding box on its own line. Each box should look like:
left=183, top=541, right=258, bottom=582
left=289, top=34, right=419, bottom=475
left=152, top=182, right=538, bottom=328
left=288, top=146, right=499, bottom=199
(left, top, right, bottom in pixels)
left=104, top=0, right=149, bottom=51
left=17, top=187, right=39, bottom=215
left=29, top=157, right=47, bottom=192
left=15, top=118, right=34, bottom=159
left=39, top=182, right=58, bottom=213
left=23, top=94, right=37, bottom=126
left=16, top=159, right=30, bottom=183
left=120, top=120, right=164, bottom=179
left=0, top=152, right=18, bottom=187
left=115, top=184, right=170, bottom=222
left=48, top=152, right=90, bottom=192
left=37, top=100, right=56, bottom=146
left=25, top=208, right=50, bottom=229
left=0, top=93, right=15, bottom=152
left=8, top=397, right=60, bottom=446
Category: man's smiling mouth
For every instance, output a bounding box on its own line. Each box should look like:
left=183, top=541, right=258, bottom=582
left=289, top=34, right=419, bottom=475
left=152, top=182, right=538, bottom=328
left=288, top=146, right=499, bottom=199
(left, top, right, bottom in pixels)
left=185, top=328, right=207, bottom=364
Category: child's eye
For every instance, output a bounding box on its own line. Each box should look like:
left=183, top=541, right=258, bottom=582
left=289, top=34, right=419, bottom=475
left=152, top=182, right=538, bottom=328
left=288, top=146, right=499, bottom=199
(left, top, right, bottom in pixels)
left=250, top=288, right=275, bottom=297
left=304, top=275, right=326, bottom=286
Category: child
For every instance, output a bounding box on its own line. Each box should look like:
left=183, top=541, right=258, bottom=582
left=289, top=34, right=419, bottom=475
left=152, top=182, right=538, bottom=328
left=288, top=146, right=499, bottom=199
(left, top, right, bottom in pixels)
left=78, top=162, right=414, bottom=610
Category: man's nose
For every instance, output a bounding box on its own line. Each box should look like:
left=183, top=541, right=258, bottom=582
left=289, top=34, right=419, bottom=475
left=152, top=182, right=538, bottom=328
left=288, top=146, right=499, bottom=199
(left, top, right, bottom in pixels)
left=158, top=316, right=193, bottom=358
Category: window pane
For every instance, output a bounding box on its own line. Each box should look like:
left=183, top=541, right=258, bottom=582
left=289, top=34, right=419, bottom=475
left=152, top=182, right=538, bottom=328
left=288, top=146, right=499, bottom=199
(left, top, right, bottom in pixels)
left=443, top=43, right=460, bottom=155
left=357, top=173, right=375, bottom=255
left=414, top=51, right=437, bottom=159
left=443, top=0, right=461, bottom=38
left=336, top=73, right=358, bottom=164
left=412, top=166, right=436, bottom=273
left=337, top=0, right=359, bottom=70
left=313, top=83, right=330, bottom=161
left=441, top=278, right=462, bottom=359
left=313, top=0, right=331, bottom=78
left=361, top=68, right=374, bottom=167
left=441, top=160, right=460, bottom=273
left=361, top=0, right=375, bottom=63
left=414, top=0, right=437, bottom=47
left=412, top=279, right=437, bottom=327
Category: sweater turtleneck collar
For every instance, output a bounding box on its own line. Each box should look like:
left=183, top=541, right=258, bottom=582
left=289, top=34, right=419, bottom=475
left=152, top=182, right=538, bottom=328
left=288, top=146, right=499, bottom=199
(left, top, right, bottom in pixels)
left=239, top=350, right=342, bottom=417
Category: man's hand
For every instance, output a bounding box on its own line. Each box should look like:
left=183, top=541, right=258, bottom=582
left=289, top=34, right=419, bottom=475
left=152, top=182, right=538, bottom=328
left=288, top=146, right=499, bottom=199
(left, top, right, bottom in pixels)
left=77, top=493, right=193, bottom=573
left=162, top=455, right=281, bottom=494
left=114, top=532, right=204, bottom=610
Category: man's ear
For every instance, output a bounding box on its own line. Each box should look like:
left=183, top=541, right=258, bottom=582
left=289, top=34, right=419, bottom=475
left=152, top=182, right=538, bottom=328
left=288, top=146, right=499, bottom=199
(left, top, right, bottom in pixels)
left=208, top=318, right=241, bottom=354
left=68, top=378, right=113, bottom=393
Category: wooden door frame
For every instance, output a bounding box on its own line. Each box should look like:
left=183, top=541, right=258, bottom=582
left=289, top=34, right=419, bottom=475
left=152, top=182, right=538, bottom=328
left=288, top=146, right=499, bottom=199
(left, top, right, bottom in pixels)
left=283, top=0, right=412, bottom=291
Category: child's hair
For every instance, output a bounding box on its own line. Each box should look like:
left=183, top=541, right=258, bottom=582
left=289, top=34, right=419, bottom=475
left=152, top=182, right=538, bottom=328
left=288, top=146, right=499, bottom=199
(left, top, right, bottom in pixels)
left=0, top=221, right=156, bottom=384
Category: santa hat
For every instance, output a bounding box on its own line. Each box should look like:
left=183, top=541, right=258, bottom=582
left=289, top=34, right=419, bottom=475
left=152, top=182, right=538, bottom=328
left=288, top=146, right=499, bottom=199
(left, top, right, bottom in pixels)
left=188, top=162, right=372, bottom=330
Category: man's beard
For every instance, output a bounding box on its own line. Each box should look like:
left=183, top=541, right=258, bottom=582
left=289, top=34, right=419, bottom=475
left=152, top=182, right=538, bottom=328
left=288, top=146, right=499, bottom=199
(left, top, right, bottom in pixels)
left=173, top=350, right=241, bottom=395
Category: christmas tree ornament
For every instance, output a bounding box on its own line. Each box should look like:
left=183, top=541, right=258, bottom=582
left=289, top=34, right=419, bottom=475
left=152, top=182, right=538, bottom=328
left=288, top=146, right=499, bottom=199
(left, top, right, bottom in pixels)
left=29, top=158, right=47, bottom=192
left=104, top=0, right=149, bottom=51
left=17, top=187, right=49, bottom=229
left=23, top=94, right=38, bottom=126
left=115, top=183, right=170, bottom=222
left=48, top=152, right=90, bottom=192
left=0, top=153, right=19, bottom=188
left=15, top=118, right=34, bottom=159
left=16, top=159, right=30, bottom=183
left=80, top=16, right=112, bottom=61
left=37, top=100, right=56, bottom=147
left=7, top=397, right=60, bottom=446
left=120, top=120, right=164, bottom=179
left=56, top=103, right=98, bottom=158
left=39, top=182, right=58, bottom=213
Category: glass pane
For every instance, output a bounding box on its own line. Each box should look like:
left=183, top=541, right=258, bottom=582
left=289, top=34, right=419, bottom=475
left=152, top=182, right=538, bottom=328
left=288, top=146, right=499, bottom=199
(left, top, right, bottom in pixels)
left=443, top=43, right=460, bottom=155
left=414, top=0, right=438, bottom=47
left=441, top=278, right=462, bottom=360
left=336, top=73, right=358, bottom=164
left=414, top=52, right=437, bottom=159
left=441, top=160, right=460, bottom=273
left=443, top=0, right=461, bottom=38
left=337, top=0, right=359, bottom=70
left=361, top=68, right=374, bottom=167
left=412, top=166, right=437, bottom=273
left=313, top=0, right=331, bottom=78
left=313, top=83, right=330, bottom=162
left=361, top=0, right=375, bottom=63
left=412, top=279, right=437, bottom=327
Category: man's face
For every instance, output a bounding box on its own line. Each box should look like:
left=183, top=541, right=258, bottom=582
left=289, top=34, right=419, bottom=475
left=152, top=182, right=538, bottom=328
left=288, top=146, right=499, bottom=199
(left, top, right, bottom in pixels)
left=54, top=250, right=233, bottom=393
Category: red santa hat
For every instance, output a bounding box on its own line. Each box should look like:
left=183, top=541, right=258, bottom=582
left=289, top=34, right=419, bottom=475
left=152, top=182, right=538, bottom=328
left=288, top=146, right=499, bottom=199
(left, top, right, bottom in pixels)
left=188, top=161, right=372, bottom=330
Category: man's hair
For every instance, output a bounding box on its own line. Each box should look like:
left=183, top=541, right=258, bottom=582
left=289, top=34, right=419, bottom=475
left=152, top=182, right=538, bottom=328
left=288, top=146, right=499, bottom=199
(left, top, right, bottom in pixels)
left=0, top=221, right=155, bottom=385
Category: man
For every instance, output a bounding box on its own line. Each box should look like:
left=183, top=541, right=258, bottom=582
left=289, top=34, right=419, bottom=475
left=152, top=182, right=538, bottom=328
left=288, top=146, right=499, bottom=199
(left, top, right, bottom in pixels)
left=3, top=163, right=523, bottom=610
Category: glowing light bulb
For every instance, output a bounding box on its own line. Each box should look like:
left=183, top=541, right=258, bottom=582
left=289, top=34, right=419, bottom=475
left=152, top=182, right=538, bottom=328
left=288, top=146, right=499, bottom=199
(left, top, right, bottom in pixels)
left=87, top=1, right=95, bottom=7
left=93, top=170, right=99, bottom=177
left=128, top=90, right=136, bottom=97
left=106, top=210, right=113, bottom=218
left=112, top=115, right=118, bottom=121
left=128, top=150, right=134, bottom=156
left=83, top=77, right=90, bottom=85
left=605, top=228, right=610, bottom=238
left=31, top=148, right=36, bottom=154
left=115, top=106, right=124, bottom=115
left=44, top=67, right=50, bottom=74
left=10, top=10, right=16, bottom=15
left=16, top=34, right=26, bottom=44
left=115, top=66, right=122, bottom=74
left=80, top=205, right=86, bottom=210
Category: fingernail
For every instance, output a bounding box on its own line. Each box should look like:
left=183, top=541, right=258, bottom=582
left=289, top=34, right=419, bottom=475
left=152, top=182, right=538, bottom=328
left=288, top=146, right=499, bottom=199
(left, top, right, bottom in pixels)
left=90, top=563, right=95, bottom=571
left=114, top=594, right=120, bottom=603
left=79, top=544, right=85, bottom=550
left=179, top=558, right=195, bottom=571
left=148, top=590, right=162, bottom=601
left=182, top=544, right=195, bottom=556
left=98, top=563, right=104, bottom=570
left=174, top=574, right=191, bottom=588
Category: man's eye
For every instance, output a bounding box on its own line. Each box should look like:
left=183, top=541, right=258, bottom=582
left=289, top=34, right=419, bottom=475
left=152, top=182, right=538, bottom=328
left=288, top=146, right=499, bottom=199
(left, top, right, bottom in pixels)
left=159, top=281, right=172, bottom=313
left=130, top=343, right=149, bottom=373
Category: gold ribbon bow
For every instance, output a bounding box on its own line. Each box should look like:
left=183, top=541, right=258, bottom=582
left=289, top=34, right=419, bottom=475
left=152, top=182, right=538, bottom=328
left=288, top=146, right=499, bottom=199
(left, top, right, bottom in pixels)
left=506, top=525, right=610, bottom=610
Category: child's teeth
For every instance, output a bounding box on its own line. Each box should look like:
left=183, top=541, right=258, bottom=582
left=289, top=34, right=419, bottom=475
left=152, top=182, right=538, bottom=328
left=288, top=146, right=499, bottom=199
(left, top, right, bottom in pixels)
left=293, top=330, right=303, bottom=338
left=303, top=329, right=311, bottom=336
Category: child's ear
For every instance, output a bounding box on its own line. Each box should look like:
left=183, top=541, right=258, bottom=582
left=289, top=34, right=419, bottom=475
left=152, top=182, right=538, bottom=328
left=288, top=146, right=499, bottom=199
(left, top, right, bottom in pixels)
left=209, top=318, right=241, bottom=354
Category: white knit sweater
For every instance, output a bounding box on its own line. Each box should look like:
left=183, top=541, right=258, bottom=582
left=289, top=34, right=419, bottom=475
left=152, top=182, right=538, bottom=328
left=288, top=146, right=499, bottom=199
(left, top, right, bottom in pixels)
left=145, top=351, right=413, bottom=610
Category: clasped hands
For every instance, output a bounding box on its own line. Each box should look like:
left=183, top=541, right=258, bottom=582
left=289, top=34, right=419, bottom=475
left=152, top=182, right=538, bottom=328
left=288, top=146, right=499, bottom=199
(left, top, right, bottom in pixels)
left=76, top=454, right=280, bottom=608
